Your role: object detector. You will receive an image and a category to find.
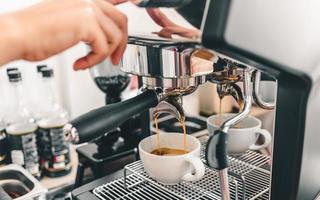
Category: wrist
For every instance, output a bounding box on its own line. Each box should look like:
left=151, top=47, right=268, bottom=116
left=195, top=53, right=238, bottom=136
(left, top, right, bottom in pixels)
left=0, top=14, right=24, bottom=65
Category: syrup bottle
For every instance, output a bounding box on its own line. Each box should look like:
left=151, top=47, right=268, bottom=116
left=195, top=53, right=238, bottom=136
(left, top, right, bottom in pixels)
left=36, top=67, right=71, bottom=177
left=4, top=70, right=40, bottom=179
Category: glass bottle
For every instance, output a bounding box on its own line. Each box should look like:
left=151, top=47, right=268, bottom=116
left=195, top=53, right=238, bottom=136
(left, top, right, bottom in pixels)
left=0, top=119, right=7, bottom=166
left=36, top=68, right=71, bottom=177
left=4, top=70, right=40, bottom=178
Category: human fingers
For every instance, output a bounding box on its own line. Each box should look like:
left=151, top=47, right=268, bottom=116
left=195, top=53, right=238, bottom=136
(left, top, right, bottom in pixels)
left=94, top=0, right=128, bottom=64
left=106, top=0, right=128, bottom=5
left=73, top=22, right=110, bottom=70
left=95, top=7, right=123, bottom=58
left=154, top=26, right=200, bottom=38
left=146, top=8, right=176, bottom=27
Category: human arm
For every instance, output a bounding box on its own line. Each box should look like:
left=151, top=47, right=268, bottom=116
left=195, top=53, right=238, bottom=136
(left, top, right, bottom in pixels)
left=0, top=0, right=128, bottom=70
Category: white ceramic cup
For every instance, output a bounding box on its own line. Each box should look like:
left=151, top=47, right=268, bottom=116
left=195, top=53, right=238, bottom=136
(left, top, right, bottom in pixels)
left=207, top=113, right=272, bottom=155
left=139, top=132, right=205, bottom=185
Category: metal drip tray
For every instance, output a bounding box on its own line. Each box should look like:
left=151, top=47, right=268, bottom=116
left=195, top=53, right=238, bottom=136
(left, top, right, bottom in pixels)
left=0, top=164, right=47, bottom=200
left=93, top=137, right=271, bottom=200
left=0, top=179, right=31, bottom=198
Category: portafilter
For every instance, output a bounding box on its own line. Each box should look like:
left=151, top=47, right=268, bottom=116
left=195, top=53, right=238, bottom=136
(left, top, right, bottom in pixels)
left=64, top=36, right=219, bottom=144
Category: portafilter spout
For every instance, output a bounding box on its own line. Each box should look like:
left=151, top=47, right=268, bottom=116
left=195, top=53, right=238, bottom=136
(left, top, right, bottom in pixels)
left=153, top=97, right=185, bottom=123
left=216, top=83, right=244, bottom=110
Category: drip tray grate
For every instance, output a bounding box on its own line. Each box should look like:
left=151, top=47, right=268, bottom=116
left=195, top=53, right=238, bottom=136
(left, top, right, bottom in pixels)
left=93, top=137, right=271, bottom=200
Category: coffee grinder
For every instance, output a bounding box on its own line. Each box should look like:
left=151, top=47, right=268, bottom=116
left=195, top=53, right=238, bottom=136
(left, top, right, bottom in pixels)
left=88, top=58, right=130, bottom=147
left=67, top=1, right=320, bottom=199
left=74, top=59, right=141, bottom=185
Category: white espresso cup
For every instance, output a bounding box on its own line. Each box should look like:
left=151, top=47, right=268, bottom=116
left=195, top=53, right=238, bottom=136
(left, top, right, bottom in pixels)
left=207, top=113, right=272, bottom=155
left=139, top=133, right=205, bottom=185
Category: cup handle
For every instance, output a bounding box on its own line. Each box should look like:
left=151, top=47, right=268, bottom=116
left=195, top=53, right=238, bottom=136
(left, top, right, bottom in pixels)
left=181, top=156, right=205, bottom=182
left=249, top=129, right=272, bottom=151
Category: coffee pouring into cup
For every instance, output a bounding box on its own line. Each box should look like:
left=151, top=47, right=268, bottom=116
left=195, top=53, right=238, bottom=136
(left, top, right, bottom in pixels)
left=139, top=132, right=205, bottom=185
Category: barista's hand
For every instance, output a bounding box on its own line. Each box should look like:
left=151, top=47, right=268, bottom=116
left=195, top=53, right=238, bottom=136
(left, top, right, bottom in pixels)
left=0, top=0, right=128, bottom=70
left=108, top=0, right=128, bottom=4
left=146, top=8, right=200, bottom=39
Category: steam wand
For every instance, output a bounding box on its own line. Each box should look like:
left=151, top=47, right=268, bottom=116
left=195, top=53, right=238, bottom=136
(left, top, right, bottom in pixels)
left=206, top=68, right=253, bottom=200
left=252, top=70, right=276, bottom=110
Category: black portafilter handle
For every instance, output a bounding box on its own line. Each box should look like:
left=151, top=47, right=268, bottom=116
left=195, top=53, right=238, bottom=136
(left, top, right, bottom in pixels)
left=64, top=90, right=159, bottom=144
left=205, top=129, right=229, bottom=170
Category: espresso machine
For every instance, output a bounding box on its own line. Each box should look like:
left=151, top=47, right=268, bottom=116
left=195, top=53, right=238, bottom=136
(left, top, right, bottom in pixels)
left=66, top=0, right=320, bottom=199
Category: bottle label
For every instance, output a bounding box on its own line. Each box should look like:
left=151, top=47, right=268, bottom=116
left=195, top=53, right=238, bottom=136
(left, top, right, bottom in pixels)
left=7, top=130, right=40, bottom=177
left=53, top=162, right=66, bottom=170
left=0, top=131, right=8, bottom=164
left=21, top=133, right=40, bottom=175
left=37, top=125, right=71, bottom=172
left=11, top=150, right=24, bottom=165
left=54, top=154, right=65, bottom=163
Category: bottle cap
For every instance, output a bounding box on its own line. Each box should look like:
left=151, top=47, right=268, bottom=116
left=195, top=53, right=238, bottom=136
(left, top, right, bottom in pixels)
left=37, top=65, right=47, bottom=73
left=6, top=67, right=18, bottom=75
left=8, top=70, right=22, bottom=82
left=41, top=68, right=54, bottom=78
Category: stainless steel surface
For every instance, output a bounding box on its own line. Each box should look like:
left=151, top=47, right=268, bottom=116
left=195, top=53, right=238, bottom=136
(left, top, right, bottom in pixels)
left=216, top=83, right=244, bottom=108
left=122, top=36, right=218, bottom=126
left=252, top=71, right=275, bottom=110
left=216, top=69, right=254, bottom=200
left=0, top=179, right=30, bottom=197
left=219, top=169, right=230, bottom=200
left=63, top=123, right=79, bottom=144
left=120, top=37, right=217, bottom=83
left=207, top=59, right=244, bottom=84
left=208, top=59, right=248, bottom=114
left=153, top=97, right=185, bottom=122
left=220, top=68, right=253, bottom=133
left=0, top=164, right=47, bottom=200
left=93, top=137, right=271, bottom=200
left=142, top=77, right=202, bottom=94
left=120, top=36, right=219, bottom=107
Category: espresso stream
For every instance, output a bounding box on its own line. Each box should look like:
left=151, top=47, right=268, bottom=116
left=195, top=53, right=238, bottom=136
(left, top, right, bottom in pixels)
left=216, top=97, right=242, bottom=129
left=152, top=114, right=188, bottom=156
